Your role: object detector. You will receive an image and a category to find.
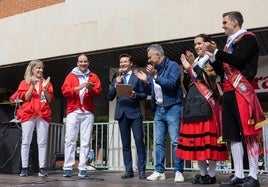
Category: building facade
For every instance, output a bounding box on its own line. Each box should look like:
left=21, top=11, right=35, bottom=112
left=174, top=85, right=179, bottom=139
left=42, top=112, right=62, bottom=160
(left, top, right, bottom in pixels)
left=0, top=0, right=268, bottom=170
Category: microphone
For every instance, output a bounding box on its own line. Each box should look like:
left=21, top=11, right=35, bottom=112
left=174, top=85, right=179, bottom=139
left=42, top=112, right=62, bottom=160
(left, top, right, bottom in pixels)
left=117, top=69, right=122, bottom=77
left=111, top=69, right=122, bottom=84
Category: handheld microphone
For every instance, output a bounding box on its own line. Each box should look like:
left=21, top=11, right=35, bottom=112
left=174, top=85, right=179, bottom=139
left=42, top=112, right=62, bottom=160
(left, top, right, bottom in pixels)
left=117, top=69, right=122, bottom=76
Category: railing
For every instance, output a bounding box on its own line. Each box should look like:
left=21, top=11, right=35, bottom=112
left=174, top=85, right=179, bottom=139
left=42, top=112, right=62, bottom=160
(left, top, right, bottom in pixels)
left=47, top=121, right=268, bottom=173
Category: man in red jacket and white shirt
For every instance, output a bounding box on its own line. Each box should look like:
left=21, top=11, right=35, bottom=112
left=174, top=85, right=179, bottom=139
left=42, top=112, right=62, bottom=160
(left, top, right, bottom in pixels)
left=61, top=53, right=102, bottom=177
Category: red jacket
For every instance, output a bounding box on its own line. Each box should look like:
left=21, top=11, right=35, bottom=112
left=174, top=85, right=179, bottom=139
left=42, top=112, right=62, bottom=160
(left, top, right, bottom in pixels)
left=17, top=80, right=54, bottom=123
left=61, top=71, right=101, bottom=115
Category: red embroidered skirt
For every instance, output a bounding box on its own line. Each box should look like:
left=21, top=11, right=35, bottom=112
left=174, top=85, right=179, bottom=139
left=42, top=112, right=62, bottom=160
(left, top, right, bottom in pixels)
left=177, top=117, right=229, bottom=161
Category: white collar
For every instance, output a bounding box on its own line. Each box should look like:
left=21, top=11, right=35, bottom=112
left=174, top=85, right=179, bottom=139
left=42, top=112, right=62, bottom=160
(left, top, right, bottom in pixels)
left=227, top=29, right=247, bottom=47
left=123, top=70, right=132, bottom=75
left=193, top=54, right=209, bottom=68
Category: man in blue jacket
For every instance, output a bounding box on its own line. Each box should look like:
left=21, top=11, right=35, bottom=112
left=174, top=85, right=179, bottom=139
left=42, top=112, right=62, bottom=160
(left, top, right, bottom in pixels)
left=107, top=54, right=147, bottom=180
left=134, top=44, right=184, bottom=183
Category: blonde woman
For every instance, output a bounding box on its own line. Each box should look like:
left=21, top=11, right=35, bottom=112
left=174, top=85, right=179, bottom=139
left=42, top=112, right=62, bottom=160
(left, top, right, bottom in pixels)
left=16, top=59, right=54, bottom=177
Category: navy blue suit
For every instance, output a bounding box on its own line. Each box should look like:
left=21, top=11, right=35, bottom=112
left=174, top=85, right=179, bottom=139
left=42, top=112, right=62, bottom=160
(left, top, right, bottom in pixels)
left=107, top=72, right=147, bottom=174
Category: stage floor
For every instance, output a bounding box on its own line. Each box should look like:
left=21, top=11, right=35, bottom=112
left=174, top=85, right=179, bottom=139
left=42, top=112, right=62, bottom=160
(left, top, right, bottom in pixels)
left=0, top=170, right=267, bottom=187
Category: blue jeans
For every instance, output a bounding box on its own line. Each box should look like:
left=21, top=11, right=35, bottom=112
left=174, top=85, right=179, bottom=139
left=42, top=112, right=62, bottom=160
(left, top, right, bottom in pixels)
left=154, top=104, right=184, bottom=173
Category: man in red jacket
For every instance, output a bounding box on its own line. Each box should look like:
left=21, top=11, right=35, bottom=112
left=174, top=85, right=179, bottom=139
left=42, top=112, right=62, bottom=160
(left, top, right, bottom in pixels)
left=61, top=53, right=102, bottom=177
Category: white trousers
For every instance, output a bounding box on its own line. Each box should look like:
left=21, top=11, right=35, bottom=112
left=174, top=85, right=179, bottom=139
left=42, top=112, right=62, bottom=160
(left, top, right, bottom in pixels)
left=21, top=117, right=49, bottom=168
left=63, top=110, right=94, bottom=171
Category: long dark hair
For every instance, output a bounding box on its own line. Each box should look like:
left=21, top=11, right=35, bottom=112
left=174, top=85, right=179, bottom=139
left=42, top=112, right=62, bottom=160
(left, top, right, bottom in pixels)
left=195, top=33, right=213, bottom=42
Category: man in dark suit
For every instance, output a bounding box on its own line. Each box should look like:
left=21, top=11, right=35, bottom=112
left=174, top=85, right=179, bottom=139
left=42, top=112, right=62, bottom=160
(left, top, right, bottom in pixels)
left=205, top=11, right=266, bottom=187
left=107, top=54, right=147, bottom=180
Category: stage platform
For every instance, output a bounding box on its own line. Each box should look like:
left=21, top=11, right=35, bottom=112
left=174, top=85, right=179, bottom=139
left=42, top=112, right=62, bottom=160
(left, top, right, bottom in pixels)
left=0, top=170, right=267, bottom=187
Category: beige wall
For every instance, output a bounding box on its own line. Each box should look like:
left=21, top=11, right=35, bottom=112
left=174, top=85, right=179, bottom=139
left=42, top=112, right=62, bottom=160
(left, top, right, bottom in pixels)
left=0, top=0, right=267, bottom=65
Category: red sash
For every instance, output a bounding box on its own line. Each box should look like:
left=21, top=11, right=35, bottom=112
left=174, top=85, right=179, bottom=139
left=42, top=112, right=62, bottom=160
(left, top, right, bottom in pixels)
left=222, top=32, right=267, bottom=130
left=223, top=63, right=267, bottom=129
left=188, top=67, right=223, bottom=141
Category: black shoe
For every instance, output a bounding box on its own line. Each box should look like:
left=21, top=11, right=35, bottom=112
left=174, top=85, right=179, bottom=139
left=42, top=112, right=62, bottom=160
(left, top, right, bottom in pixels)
left=200, top=175, right=216, bottom=184
left=219, top=175, right=245, bottom=186
left=121, top=172, right=134, bottom=179
left=19, top=168, right=28, bottom=177
left=139, top=171, right=146, bottom=180
left=38, top=168, right=48, bottom=177
left=236, top=176, right=260, bottom=187
left=192, top=174, right=203, bottom=184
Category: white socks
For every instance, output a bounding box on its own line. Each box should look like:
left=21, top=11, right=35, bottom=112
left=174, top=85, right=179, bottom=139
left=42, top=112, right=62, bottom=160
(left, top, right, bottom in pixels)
left=231, top=140, right=259, bottom=180
left=230, top=141, right=245, bottom=178
left=248, top=140, right=259, bottom=180
left=198, top=160, right=216, bottom=177
left=197, top=140, right=259, bottom=180
left=207, top=160, right=216, bottom=177
left=198, top=160, right=207, bottom=176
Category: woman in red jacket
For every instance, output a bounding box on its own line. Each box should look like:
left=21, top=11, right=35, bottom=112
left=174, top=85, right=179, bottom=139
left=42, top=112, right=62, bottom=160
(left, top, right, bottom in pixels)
left=17, top=59, right=54, bottom=177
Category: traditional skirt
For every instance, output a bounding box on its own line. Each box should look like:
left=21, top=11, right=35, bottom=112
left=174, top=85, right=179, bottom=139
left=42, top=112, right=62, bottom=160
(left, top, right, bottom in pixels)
left=177, top=117, right=229, bottom=161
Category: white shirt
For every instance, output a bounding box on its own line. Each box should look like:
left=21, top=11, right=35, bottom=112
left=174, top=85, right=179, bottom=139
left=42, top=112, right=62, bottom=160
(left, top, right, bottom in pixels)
left=123, top=70, right=132, bottom=84
left=153, top=79, right=163, bottom=105
left=192, top=55, right=209, bottom=78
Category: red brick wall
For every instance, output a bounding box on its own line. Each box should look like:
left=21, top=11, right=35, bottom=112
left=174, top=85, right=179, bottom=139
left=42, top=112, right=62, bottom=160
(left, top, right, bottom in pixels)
left=0, top=0, right=65, bottom=19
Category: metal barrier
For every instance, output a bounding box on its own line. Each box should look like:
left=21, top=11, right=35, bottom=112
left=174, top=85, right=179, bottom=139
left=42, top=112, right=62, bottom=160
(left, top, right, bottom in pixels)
left=47, top=121, right=268, bottom=173
left=47, top=123, right=65, bottom=168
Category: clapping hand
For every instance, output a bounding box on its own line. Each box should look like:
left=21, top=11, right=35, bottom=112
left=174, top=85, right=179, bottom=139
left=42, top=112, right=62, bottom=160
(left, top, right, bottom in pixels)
left=180, top=54, right=191, bottom=70
left=30, top=76, right=40, bottom=85
left=185, top=50, right=195, bottom=65
left=42, top=76, right=50, bottom=89
left=205, top=41, right=217, bottom=57
left=134, top=69, right=148, bottom=83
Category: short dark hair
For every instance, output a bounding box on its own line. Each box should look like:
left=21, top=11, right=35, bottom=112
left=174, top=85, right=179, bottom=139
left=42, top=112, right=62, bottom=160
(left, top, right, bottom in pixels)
left=223, top=11, right=243, bottom=27
left=119, top=54, right=132, bottom=62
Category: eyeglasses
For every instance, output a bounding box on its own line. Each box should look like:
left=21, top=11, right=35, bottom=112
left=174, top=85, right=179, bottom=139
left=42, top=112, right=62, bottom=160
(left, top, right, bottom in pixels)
left=78, top=60, right=88, bottom=63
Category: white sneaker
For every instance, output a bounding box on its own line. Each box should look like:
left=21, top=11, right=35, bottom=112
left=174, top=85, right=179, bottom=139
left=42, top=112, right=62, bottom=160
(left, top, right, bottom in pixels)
left=146, top=171, right=166, bottom=181
left=174, top=171, right=184, bottom=182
